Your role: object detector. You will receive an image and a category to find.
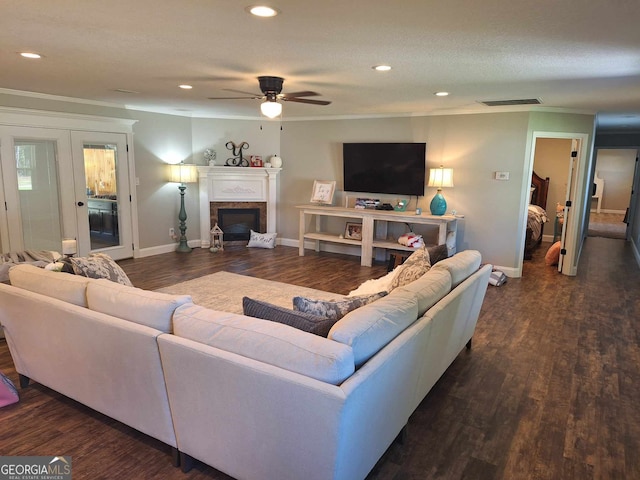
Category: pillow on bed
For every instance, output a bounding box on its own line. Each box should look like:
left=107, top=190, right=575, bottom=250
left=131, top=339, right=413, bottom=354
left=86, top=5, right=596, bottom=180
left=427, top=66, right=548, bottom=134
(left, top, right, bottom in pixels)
left=545, top=241, right=562, bottom=266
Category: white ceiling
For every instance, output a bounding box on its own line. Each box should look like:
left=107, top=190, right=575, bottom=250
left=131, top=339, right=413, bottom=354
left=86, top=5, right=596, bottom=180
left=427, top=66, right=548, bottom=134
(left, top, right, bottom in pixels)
left=2, top=0, right=640, bottom=131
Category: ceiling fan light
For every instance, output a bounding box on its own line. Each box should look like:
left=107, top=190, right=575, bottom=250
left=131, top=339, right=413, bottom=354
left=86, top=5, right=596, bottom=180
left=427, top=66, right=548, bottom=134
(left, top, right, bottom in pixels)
left=261, top=100, right=282, bottom=118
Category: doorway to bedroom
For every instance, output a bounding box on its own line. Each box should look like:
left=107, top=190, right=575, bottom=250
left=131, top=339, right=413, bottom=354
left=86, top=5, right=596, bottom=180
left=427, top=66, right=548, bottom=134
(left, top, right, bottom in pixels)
left=526, top=132, right=589, bottom=276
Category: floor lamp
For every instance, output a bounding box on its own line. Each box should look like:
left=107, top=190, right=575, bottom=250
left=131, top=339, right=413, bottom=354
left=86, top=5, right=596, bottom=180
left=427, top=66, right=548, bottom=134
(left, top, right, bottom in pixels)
left=169, top=162, right=198, bottom=252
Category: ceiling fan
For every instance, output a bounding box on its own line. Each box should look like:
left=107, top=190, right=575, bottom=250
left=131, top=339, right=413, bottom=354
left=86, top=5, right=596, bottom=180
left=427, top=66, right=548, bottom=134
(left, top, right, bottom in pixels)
left=208, top=76, right=331, bottom=118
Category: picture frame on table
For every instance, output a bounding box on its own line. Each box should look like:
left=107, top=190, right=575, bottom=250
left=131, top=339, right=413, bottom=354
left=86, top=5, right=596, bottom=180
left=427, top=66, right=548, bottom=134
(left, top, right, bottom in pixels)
left=344, top=222, right=363, bottom=240
left=310, top=180, right=336, bottom=204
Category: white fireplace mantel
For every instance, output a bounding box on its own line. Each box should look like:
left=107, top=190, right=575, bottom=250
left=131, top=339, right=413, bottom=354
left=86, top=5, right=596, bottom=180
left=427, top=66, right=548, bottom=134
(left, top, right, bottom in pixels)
left=198, top=166, right=281, bottom=248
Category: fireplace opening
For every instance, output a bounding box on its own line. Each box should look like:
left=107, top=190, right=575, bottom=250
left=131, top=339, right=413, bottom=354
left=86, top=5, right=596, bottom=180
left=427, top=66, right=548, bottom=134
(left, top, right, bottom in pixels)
left=218, top=208, right=260, bottom=241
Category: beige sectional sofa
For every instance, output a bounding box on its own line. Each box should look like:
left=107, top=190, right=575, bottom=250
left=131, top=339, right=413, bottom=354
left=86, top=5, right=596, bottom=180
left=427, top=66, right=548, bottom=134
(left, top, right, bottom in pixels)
left=0, top=250, right=491, bottom=480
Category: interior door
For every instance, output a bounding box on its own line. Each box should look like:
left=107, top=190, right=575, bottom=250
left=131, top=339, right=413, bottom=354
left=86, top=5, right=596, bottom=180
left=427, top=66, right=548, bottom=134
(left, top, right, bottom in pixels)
left=0, top=126, right=76, bottom=253
left=558, top=139, right=580, bottom=272
left=70, top=131, right=133, bottom=260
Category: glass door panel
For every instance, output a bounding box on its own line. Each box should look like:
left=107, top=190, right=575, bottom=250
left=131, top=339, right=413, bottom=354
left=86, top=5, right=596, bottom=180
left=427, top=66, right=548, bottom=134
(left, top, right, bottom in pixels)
left=14, top=139, right=63, bottom=251
left=0, top=127, right=74, bottom=254
left=71, top=131, right=132, bottom=260
left=84, top=144, right=120, bottom=251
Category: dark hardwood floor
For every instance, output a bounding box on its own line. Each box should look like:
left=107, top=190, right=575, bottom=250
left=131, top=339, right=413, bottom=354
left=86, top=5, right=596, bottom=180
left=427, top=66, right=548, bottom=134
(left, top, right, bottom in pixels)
left=1, top=238, right=639, bottom=479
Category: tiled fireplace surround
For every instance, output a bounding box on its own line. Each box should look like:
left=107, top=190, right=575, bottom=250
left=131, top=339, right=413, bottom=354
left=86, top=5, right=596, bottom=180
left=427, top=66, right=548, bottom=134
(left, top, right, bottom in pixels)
left=198, top=166, right=281, bottom=248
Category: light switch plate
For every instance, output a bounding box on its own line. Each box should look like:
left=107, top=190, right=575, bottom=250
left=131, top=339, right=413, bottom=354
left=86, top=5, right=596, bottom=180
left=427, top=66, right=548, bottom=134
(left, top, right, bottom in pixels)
left=495, top=171, right=510, bottom=180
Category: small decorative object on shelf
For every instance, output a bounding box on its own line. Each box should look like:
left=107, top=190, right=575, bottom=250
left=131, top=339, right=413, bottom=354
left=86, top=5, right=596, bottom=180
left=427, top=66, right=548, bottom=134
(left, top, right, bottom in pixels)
left=310, top=180, right=336, bottom=204
left=250, top=155, right=263, bottom=167
left=209, top=223, right=224, bottom=253
left=344, top=222, right=363, bottom=240
left=225, top=141, right=250, bottom=166
left=269, top=154, right=282, bottom=168
left=204, top=148, right=216, bottom=166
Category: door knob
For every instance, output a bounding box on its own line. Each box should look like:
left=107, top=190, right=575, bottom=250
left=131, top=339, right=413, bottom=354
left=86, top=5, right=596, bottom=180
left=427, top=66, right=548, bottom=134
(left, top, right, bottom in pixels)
left=77, top=201, right=84, bottom=207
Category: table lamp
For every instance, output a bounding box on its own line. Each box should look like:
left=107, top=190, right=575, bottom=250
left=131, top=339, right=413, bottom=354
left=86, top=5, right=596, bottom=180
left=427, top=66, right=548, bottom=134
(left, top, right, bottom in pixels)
left=427, top=166, right=454, bottom=215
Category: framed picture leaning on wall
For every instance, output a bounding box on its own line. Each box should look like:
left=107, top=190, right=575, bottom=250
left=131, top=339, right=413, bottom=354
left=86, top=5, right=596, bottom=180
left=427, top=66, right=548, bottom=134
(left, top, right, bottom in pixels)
left=310, top=180, right=336, bottom=204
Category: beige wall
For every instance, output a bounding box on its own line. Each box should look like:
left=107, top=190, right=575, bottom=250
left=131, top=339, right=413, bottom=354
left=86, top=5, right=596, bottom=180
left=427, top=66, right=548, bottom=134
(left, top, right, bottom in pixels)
left=533, top=137, right=572, bottom=222
left=280, top=113, right=532, bottom=270
left=594, top=149, right=636, bottom=212
left=1, top=91, right=597, bottom=272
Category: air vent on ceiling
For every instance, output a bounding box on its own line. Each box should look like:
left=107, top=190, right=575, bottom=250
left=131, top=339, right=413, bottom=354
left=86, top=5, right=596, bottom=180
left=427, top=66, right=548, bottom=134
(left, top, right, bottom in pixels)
left=113, top=88, right=140, bottom=94
left=480, top=98, right=542, bottom=107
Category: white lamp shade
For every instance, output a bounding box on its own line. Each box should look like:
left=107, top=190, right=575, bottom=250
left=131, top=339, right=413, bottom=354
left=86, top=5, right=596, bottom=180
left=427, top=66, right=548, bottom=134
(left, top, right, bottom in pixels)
left=260, top=101, right=282, bottom=118
left=427, top=167, right=454, bottom=188
left=168, top=163, right=198, bottom=184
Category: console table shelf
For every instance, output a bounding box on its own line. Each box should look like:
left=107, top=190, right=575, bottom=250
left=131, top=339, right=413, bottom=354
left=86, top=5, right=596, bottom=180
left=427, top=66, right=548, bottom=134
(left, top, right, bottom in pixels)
left=297, top=204, right=458, bottom=267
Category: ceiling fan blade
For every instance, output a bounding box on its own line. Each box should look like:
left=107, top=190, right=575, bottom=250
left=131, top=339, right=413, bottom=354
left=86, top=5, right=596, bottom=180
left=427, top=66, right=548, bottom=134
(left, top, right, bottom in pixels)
left=281, top=91, right=320, bottom=98
left=208, top=96, right=261, bottom=100
left=283, top=97, right=331, bottom=106
left=224, top=88, right=263, bottom=97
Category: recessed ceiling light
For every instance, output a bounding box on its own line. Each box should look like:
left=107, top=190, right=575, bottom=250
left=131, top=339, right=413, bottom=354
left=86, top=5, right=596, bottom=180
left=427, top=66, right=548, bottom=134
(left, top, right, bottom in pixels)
left=246, top=5, right=280, bottom=17
left=434, top=91, right=449, bottom=97
left=179, top=84, right=193, bottom=90
left=372, top=65, right=392, bottom=72
left=20, top=52, right=41, bottom=59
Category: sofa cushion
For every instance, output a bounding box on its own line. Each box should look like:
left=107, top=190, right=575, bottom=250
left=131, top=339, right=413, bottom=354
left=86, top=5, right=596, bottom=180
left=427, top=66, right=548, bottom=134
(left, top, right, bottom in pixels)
left=242, top=297, right=337, bottom=337
left=431, top=250, right=482, bottom=288
left=328, top=289, right=419, bottom=367
left=173, top=304, right=355, bottom=385
left=389, top=246, right=431, bottom=290
left=394, top=267, right=452, bottom=317
left=8, top=264, right=91, bottom=307
left=293, top=291, right=387, bottom=320
left=87, top=279, right=192, bottom=333
left=69, top=253, right=133, bottom=286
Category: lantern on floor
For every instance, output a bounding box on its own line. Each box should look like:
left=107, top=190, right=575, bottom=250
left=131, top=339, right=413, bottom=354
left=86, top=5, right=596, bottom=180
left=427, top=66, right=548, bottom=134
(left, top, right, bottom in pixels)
left=210, top=223, right=224, bottom=253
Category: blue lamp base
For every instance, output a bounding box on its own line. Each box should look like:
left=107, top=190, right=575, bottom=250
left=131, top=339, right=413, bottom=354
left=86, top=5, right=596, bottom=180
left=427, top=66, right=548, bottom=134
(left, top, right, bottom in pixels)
left=429, top=191, right=447, bottom=216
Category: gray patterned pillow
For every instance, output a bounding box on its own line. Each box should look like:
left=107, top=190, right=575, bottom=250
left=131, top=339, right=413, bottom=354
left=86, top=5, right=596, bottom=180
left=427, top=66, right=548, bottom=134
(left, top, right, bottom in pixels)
left=292, top=291, right=387, bottom=320
left=243, top=297, right=337, bottom=337
left=70, top=253, right=133, bottom=286
left=389, top=246, right=431, bottom=290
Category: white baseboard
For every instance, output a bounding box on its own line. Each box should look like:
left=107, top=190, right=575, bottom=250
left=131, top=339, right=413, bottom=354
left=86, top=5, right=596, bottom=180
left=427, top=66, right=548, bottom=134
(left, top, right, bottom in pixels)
left=137, top=239, right=201, bottom=258
left=590, top=209, right=627, bottom=214
left=491, top=265, right=520, bottom=278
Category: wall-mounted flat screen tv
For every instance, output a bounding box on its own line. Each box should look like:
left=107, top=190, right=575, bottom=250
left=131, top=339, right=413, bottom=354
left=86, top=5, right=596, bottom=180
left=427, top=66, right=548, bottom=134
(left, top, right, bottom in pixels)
left=343, top=142, right=426, bottom=196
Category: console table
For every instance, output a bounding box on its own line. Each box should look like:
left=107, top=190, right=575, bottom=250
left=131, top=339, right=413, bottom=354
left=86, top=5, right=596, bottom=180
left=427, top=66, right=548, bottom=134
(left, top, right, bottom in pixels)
left=297, top=205, right=457, bottom=267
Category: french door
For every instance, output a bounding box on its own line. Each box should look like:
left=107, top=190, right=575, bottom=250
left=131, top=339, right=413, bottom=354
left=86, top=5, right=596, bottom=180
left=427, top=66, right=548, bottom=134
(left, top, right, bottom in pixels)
left=0, top=126, right=133, bottom=259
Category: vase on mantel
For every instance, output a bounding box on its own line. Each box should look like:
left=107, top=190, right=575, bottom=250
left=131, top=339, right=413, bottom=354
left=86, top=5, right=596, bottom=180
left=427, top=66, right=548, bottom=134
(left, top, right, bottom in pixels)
left=270, top=155, right=282, bottom=168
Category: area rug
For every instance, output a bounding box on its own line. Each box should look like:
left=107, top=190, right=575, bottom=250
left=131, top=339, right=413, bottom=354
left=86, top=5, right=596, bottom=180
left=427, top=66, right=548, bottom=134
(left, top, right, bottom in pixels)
left=588, top=212, right=626, bottom=239
left=157, top=271, right=338, bottom=313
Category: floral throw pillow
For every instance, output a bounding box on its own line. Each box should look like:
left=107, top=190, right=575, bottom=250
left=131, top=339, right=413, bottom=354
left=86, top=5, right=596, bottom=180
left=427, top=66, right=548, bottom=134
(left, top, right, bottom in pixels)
left=70, top=253, right=133, bottom=286
left=389, top=246, right=431, bottom=290
left=293, top=291, right=387, bottom=321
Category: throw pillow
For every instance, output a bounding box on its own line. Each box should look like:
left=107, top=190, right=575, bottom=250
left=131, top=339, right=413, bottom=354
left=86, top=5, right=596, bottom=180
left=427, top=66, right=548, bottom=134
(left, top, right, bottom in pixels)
left=247, top=230, right=277, bottom=249
left=293, top=291, right=387, bottom=321
left=427, top=244, right=449, bottom=265
left=545, top=241, right=562, bottom=266
left=242, top=297, right=338, bottom=337
left=70, top=253, right=133, bottom=286
left=389, top=246, right=431, bottom=290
